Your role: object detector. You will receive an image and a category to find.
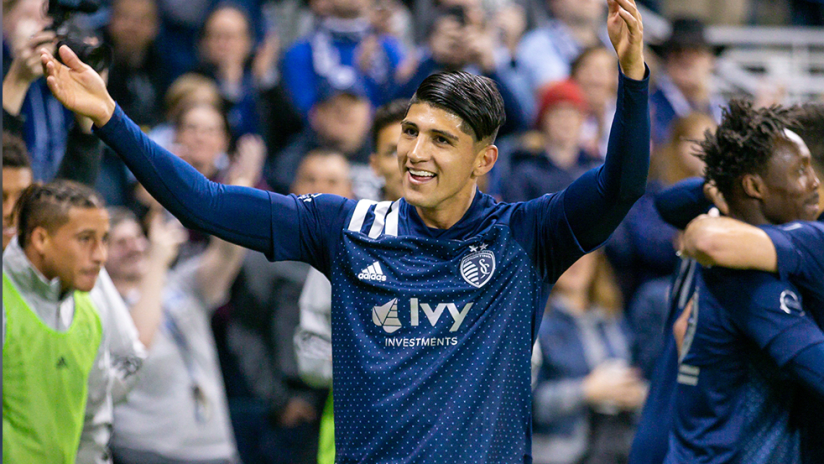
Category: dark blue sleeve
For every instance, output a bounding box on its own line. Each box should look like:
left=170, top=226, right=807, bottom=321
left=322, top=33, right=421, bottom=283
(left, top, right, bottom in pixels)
left=762, top=221, right=824, bottom=284
left=785, top=343, right=824, bottom=397
left=508, top=68, right=650, bottom=282
left=653, top=177, right=711, bottom=230
left=559, top=67, right=650, bottom=251
left=706, top=269, right=824, bottom=367
left=95, top=105, right=353, bottom=273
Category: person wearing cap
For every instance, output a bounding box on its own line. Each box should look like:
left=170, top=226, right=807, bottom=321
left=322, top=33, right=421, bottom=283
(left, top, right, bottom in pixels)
left=503, top=79, right=600, bottom=203
left=266, top=80, right=380, bottom=200
left=649, top=17, right=725, bottom=146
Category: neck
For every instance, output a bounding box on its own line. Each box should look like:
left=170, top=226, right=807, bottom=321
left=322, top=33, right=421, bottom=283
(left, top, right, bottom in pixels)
left=116, top=47, right=147, bottom=67
left=558, top=291, right=589, bottom=314
left=415, top=186, right=477, bottom=229
left=23, top=245, right=70, bottom=295
left=564, top=21, right=598, bottom=47
left=727, top=199, right=769, bottom=226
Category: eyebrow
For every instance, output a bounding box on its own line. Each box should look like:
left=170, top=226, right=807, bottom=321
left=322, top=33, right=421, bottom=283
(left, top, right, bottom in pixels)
left=401, top=121, right=460, bottom=142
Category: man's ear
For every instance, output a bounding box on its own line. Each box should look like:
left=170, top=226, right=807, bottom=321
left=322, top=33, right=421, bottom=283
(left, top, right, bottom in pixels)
left=473, top=144, right=498, bottom=178
left=28, top=226, right=50, bottom=255
left=741, top=173, right=765, bottom=200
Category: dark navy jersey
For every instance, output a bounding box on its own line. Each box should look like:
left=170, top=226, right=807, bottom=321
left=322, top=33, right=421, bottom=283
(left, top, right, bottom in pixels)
left=94, top=69, right=650, bottom=463
left=629, top=258, right=699, bottom=464
left=665, top=268, right=824, bottom=464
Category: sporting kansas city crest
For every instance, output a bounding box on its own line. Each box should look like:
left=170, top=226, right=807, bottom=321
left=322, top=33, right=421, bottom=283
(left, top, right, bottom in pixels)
left=460, top=244, right=496, bottom=288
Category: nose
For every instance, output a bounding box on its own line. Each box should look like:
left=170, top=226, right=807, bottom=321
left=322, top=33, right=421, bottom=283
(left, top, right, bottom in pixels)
left=406, top=136, right=428, bottom=164
left=92, top=239, right=108, bottom=265
left=811, top=170, right=821, bottom=192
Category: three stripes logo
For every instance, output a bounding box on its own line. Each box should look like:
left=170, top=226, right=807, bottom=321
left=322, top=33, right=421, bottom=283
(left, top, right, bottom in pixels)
left=358, top=261, right=387, bottom=282
left=372, top=298, right=402, bottom=333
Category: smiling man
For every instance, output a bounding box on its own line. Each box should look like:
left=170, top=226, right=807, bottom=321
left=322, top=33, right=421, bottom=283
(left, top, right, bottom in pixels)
left=41, top=0, right=648, bottom=460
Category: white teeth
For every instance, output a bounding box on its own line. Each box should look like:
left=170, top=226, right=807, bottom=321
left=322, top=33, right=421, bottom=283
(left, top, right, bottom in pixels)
left=409, top=169, right=435, bottom=177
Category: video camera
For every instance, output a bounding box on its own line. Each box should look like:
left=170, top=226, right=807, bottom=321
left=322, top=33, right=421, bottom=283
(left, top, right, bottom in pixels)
left=47, top=0, right=112, bottom=72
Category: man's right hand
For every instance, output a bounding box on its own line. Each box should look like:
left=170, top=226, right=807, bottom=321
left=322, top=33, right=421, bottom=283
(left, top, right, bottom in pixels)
left=41, top=45, right=116, bottom=127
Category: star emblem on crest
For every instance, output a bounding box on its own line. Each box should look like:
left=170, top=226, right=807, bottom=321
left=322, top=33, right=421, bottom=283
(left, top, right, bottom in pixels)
left=469, top=245, right=478, bottom=253
left=479, top=243, right=488, bottom=250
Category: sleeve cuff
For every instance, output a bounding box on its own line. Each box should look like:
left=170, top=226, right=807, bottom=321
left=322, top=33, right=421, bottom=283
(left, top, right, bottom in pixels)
left=762, top=226, right=799, bottom=281
left=619, top=63, right=651, bottom=87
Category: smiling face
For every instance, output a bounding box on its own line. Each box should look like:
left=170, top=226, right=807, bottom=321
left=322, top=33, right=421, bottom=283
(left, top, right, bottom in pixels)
left=35, top=207, right=110, bottom=293
left=397, top=103, right=497, bottom=227
left=758, top=132, right=821, bottom=224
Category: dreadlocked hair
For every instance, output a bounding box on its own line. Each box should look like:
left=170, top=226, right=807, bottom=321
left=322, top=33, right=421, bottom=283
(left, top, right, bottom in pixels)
left=698, top=99, right=796, bottom=198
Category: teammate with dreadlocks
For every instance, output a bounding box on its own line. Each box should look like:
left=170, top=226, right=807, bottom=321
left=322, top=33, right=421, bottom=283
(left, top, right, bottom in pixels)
left=642, top=99, right=824, bottom=464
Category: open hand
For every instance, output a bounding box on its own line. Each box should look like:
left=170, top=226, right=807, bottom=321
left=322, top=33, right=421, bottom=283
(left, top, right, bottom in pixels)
left=607, top=0, right=645, bottom=80
left=41, top=45, right=116, bottom=127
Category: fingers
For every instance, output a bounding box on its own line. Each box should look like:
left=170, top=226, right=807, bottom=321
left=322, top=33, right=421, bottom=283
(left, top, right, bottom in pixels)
left=57, top=45, right=90, bottom=72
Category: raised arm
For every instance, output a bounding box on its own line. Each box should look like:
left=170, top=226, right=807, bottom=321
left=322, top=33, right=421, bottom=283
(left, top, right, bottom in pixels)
left=560, top=0, right=649, bottom=250
left=681, top=215, right=777, bottom=270
left=42, top=46, right=277, bottom=257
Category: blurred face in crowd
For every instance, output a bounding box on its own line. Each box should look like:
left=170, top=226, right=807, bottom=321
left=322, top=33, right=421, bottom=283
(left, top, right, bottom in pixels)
left=572, top=49, right=618, bottom=112
left=397, top=103, right=495, bottom=217
left=2, top=166, right=33, bottom=249
left=429, top=15, right=468, bottom=68
left=201, top=7, right=252, bottom=68
left=3, top=0, right=50, bottom=50
left=754, top=132, right=820, bottom=224
left=174, top=104, right=228, bottom=178
left=291, top=152, right=353, bottom=197
left=549, top=0, right=604, bottom=26
left=30, top=207, right=109, bottom=293
left=665, top=47, right=715, bottom=98
left=330, top=0, right=369, bottom=19
left=311, top=94, right=372, bottom=156
left=553, top=251, right=599, bottom=297
left=370, top=120, right=403, bottom=201
left=105, top=218, right=148, bottom=282
left=675, top=118, right=714, bottom=178
left=541, top=103, right=586, bottom=151
left=108, top=0, right=158, bottom=56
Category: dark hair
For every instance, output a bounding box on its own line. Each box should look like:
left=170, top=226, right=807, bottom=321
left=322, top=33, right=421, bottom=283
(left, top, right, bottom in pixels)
left=16, top=180, right=106, bottom=248
left=699, top=99, right=795, bottom=199
left=408, top=71, right=506, bottom=143
left=372, top=99, right=408, bottom=148
left=791, top=103, right=824, bottom=170
left=3, top=132, right=31, bottom=169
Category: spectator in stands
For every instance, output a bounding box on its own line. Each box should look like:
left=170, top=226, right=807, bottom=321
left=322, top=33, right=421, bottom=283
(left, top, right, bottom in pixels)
left=2, top=133, right=33, bottom=249
left=516, top=0, right=610, bottom=97
left=227, top=149, right=353, bottom=464
left=294, top=100, right=407, bottom=464
left=533, top=251, right=646, bottom=464
left=612, top=112, right=715, bottom=379
left=503, top=79, right=598, bottom=202
left=197, top=5, right=261, bottom=139
left=105, top=0, right=167, bottom=129
left=571, top=46, right=618, bottom=160
left=281, top=0, right=406, bottom=117
left=148, top=73, right=224, bottom=150
left=3, top=181, right=109, bottom=464
left=266, top=81, right=378, bottom=199
left=2, top=0, right=100, bottom=182
left=649, top=18, right=724, bottom=146
left=393, top=5, right=527, bottom=135
left=111, top=129, right=264, bottom=464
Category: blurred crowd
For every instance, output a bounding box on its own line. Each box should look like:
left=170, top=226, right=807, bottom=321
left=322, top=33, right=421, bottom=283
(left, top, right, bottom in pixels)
left=3, top=0, right=824, bottom=461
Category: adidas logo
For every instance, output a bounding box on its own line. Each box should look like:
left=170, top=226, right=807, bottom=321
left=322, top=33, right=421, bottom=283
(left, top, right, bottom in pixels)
left=372, top=299, right=401, bottom=333
left=56, top=356, right=68, bottom=369
left=358, top=261, right=387, bottom=282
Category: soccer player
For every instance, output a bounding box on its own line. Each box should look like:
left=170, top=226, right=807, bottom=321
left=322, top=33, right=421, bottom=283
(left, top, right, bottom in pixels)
left=41, top=0, right=648, bottom=459
left=644, top=101, right=824, bottom=464
left=658, top=103, right=824, bottom=464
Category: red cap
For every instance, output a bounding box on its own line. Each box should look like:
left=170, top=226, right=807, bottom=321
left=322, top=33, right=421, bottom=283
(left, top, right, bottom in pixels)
left=536, top=79, right=588, bottom=128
